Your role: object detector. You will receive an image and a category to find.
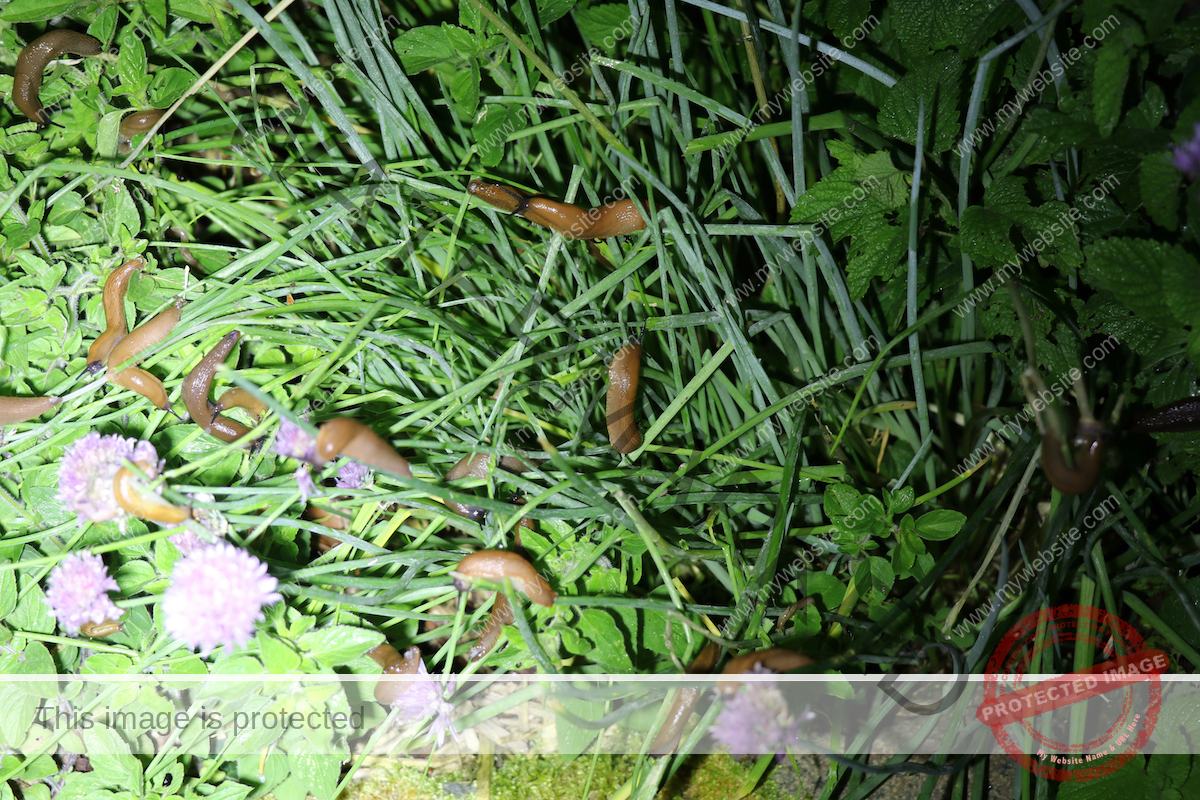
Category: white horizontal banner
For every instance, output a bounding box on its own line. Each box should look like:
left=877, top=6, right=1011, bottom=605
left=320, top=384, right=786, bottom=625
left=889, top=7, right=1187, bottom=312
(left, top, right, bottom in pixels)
left=4, top=671, right=1196, bottom=768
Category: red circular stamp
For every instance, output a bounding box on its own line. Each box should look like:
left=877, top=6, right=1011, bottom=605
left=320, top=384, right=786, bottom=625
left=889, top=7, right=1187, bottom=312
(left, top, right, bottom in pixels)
left=976, top=604, right=1166, bottom=781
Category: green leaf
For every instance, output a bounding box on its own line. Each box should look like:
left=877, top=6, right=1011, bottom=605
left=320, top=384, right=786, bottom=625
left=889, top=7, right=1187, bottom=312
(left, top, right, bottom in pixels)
left=88, top=7, right=118, bottom=46
left=578, top=609, right=634, bottom=672
left=1057, top=754, right=1147, bottom=800
left=914, top=509, right=965, bottom=541
left=297, top=625, right=383, bottom=668
left=474, top=105, right=525, bottom=168
left=878, top=50, right=962, bottom=152
left=85, top=728, right=142, bottom=794
left=258, top=633, right=302, bottom=674
left=1085, top=237, right=1195, bottom=324
left=1093, top=39, right=1131, bottom=137
left=149, top=68, right=192, bottom=107
left=394, top=26, right=455, bottom=73
left=115, top=560, right=155, bottom=594
left=448, top=60, right=481, bottom=117
left=0, top=0, right=77, bottom=21
left=823, top=484, right=861, bottom=517
left=853, top=556, right=895, bottom=606
left=1141, top=151, right=1182, bottom=232
left=888, top=487, right=915, bottom=515
left=0, top=567, right=16, bottom=619
left=287, top=742, right=339, bottom=800
left=574, top=4, right=633, bottom=53
left=81, top=654, right=135, bottom=675
left=10, top=577, right=54, bottom=634
left=117, top=29, right=148, bottom=94
left=514, top=0, right=575, bottom=28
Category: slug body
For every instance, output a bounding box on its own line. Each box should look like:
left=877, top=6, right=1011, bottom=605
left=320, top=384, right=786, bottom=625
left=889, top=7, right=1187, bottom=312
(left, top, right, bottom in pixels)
left=118, top=109, right=166, bottom=154
left=212, top=387, right=267, bottom=421
left=467, top=180, right=647, bottom=258
left=648, top=642, right=720, bottom=755
left=183, top=331, right=256, bottom=444
left=366, top=643, right=422, bottom=705
left=0, top=395, right=61, bottom=424
left=1131, top=398, right=1200, bottom=433
left=80, top=619, right=123, bottom=638
left=1040, top=420, right=1105, bottom=496
left=443, top=453, right=534, bottom=523
left=315, top=418, right=413, bottom=478
left=453, top=550, right=556, bottom=607
left=113, top=461, right=191, bottom=525
left=718, top=648, right=814, bottom=692
left=106, top=299, right=184, bottom=410
left=469, top=592, right=514, bottom=661
left=523, top=197, right=592, bottom=238
left=14, top=30, right=103, bottom=126
left=87, top=257, right=144, bottom=372
left=606, top=334, right=644, bottom=454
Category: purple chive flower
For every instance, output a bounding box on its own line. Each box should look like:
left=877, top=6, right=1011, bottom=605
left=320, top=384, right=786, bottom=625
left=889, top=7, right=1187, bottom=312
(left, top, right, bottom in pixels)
left=294, top=466, right=317, bottom=503
left=389, top=656, right=459, bottom=748
left=162, top=542, right=281, bottom=656
left=335, top=461, right=372, bottom=490
left=44, top=552, right=122, bottom=635
left=274, top=418, right=317, bottom=462
left=57, top=433, right=159, bottom=525
left=709, top=668, right=809, bottom=757
left=1172, top=122, right=1200, bottom=180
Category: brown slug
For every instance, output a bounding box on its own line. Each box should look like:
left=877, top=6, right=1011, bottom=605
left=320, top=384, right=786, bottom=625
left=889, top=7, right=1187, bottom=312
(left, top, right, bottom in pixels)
left=182, top=331, right=258, bottom=444
left=86, top=257, right=144, bottom=373
left=14, top=30, right=103, bottom=127
left=717, top=648, right=814, bottom=692
left=469, top=592, right=514, bottom=661
left=79, top=619, right=123, bottom=638
left=0, top=395, right=61, bottom=424
left=315, top=418, right=413, bottom=478
left=1040, top=419, right=1105, bottom=496
left=112, top=461, right=191, bottom=525
left=606, top=330, right=644, bottom=455
left=648, top=642, right=721, bottom=755
left=365, top=643, right=422, bottom=705
left=118, top=109, right=166, bottom=154
left=1131, top=398, right=1200, bottom=434
left=106, top=299, right=185, bottom=411
left=467, top=179, right=647, bottom=266
left=453, top=550, right=556, bottom=607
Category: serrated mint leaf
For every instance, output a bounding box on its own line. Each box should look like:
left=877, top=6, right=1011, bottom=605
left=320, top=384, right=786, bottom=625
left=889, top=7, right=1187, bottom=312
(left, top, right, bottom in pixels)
left=297, top=625, right=383, bottom=668
left=575, top=4, right=632, bottom=53
left=1141, top=151, right=1181, bottom=231
left=1085, top=237, right=1189, bottom=324
left=878, top=50, right=962, bottom=151
left=1094, top=40, right=1131, bottom=137
left=474, top=105, right=524, bottom=168
left=394, top=26, right=455, bottom=73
